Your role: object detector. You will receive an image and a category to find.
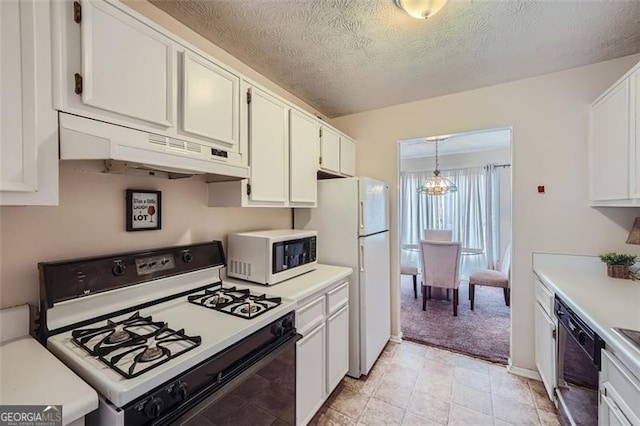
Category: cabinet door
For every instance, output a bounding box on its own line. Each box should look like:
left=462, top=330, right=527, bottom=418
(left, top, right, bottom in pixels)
left=290, top=109, right=318, bottom=205
left=248, top=87, right=288, bottom=204
left=1, top=0, right=58, bottom=205
left=181, top=51, right=239, bottom=148
left=600, top=387, right=633, bottom=426
left=320, top=126, right=341, bottom=174
left=79, top=0, right=174, bottom=127
left=296, top=323, right=326, bottom=426
left=326, top=304, right=349, bottom=395
left=590, top=80, right=630, bottom=201
left=632, top=69, right=640, bottom=199
left=340, top=137, right=356, bottom=176
left=534, top=302, right=556, bottom=400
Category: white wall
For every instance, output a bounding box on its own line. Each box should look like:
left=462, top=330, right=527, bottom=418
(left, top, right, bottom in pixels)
left=401, top=148, right=510, bottom=172
left=331, top=54, right=640, bottom=372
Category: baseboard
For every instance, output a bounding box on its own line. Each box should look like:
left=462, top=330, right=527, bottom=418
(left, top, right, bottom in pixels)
left=507, top=360, right=541, bottom=381
left=389, top=332, right=403, bottom=343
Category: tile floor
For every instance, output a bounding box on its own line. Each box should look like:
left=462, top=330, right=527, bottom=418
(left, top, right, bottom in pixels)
left=310, top=341, right=561, bottom=426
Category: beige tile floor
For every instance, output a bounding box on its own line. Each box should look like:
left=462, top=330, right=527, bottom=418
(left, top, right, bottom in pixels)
left=310, top=341, right=561, bottom=426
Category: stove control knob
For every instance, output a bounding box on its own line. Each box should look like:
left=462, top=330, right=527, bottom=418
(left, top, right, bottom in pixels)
left=173, top=381, right=188, bottom=401
left=272, top=323, right=284, bottom=337
left=144, top=397, right=164, bottom=419
left=577, top=330, right=587, bottom=346
left=182, top=251, right=194, bottom=263
left=282, top=316, right=293, bottom=331
left=112, top=261, right=126, bottom=276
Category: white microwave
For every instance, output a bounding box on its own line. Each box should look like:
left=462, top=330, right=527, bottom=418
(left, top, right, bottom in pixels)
left=227, top=230, right=318, bottom=285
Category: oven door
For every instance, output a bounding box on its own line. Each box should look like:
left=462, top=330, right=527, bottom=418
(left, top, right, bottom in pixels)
left=272, top=237, right=317, bottom=274
left=169, top=333, right=300, bottom=426
left=556, top=316, right=599, bottom=426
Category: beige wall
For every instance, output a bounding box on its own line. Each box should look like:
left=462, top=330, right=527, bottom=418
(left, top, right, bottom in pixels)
left=330, top=54, right=640, bottom=372
left=0, top=169, right=291, bottom=309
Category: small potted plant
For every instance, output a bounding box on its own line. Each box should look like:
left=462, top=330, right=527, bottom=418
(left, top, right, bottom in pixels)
left=599, top=253, right=637, bottom=279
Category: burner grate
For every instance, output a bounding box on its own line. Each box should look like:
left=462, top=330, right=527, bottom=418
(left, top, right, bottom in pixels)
left=71, top=312, right=201, bottom=379
left=188, top=286, right=281, bottom=319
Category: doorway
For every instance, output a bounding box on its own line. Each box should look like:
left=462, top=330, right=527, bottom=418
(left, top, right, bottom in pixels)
left=397, top=127, right=512, bottom=364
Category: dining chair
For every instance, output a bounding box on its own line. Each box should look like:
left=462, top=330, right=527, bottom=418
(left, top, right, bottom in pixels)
left=401, top=263, right=418, bottom=298
left=423, top=229, right=453, bottom=241
left=468, top=244, right=511, bottom=310
left=419, top=240, right=462, bottom=316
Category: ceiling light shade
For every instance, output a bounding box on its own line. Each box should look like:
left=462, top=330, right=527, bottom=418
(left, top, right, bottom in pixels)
left=418, top=138, right=457, bottom=196
left=394, top=0, right=448, bottom=19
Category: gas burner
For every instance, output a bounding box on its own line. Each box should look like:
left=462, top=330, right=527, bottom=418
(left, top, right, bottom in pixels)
left=71, top=312, right=201, bottom=379
left=107, top=330, right=132, bottom=344
left=189, top=286, right=281, bottom=320
left=139, top=346, right=164, bottom=362
left=240, top=302, right=260, bottom=315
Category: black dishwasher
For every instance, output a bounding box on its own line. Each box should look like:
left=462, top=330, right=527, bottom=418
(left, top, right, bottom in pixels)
left=555, top=295, right=605, bottom=426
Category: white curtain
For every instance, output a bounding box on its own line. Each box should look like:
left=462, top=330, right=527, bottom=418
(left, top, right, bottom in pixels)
left=400, top=166, right=500, bottom=279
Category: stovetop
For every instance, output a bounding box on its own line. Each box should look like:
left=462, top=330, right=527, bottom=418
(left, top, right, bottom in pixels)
left=613, top=328, right=640, bottom=351
left=188, top=285, right=282, bottom=319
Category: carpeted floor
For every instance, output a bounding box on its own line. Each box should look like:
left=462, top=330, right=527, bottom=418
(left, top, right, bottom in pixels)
left=400, top=274, right=510, bottom=364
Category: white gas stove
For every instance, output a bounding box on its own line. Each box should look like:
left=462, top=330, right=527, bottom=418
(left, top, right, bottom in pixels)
left=38, top=242, right=298, bottom=425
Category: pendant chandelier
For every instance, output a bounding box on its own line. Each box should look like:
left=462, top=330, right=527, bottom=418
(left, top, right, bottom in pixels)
left=418, top=138, right=457, bottom=196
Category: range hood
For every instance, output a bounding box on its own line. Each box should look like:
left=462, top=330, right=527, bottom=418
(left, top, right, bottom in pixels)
left=59, top=113, right=249, bottom=179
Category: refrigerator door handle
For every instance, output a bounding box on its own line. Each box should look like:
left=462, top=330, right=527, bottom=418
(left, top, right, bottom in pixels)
left=360, top=201, right=365, bottom=230
left=360, top=244, right=365, bottom=272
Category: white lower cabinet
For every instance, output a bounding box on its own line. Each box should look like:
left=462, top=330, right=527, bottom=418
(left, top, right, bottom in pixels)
left=295, top=281, right=349, bottom=425
left=296, top=322, right=326, bottom=426
left=534, top=279, right=557, bottom=401
left=326, top=305, right=349, bottom=394
left=599, top=350, right=640, bottom=426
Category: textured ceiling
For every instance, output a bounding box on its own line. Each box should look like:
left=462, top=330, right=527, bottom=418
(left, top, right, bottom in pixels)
left=151, top=0, right=640, bottom=117
left=400, top=128, right=510, bottom=158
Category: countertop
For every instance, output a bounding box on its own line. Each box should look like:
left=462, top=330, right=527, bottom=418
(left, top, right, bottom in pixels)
left=533, top=253, right=640, bottom=378
left=223, top=264, right=353, bottom=302
left=0, top=337, right=99, bottom=425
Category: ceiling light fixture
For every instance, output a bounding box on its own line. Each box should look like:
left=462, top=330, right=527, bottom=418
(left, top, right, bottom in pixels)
left=394, top=0, right=448, bottom=19
left=418, top=138, right=457, bottom=196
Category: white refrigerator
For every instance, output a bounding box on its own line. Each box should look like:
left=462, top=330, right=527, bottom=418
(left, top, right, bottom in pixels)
left=294, top=177, right=391, bottom=378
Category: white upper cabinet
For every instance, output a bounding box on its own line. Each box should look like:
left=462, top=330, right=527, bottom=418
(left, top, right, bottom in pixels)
left=75, top=0, right=175, bottom=127
left=340, top=136, right=356, bottom=177
left=247, top=87, right=289, bottom=204
left=1, top=0, right=58, bottom=205
left=290, top=109, right=319, bottom=206
left=180, top=51, right=239, bottom=147
left=589, top=60, right=640, bottom=206
left=320, top=126, right=341, bottom=174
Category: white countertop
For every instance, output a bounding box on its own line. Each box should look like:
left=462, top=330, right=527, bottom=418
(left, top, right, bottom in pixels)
left=224, top=264, right=354, bottom=302
left=0, top=337, right=99, bottom=425
left=533, top=253, right=640, bottom=378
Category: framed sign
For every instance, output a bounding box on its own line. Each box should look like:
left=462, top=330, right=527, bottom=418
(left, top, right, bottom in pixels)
left=126, top=190, right=162, bottom=231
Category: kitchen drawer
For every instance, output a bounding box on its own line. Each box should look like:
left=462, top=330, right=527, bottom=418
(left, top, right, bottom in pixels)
left=297, top=295, right=325, bottom=335
left=327, top=282, right=349, bottom=314
left=601, top=349, right=640, bottom=424
left=535, top=278, right=554, bottom=317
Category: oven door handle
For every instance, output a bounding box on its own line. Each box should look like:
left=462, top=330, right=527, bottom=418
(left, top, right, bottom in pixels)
left=156, top=333, right=301, bottom=426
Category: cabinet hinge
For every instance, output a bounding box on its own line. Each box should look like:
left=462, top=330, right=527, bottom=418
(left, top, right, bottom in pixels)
left=319, top=128, right=323, bottom=138
left=552, top=329, right=556, bottom=339
left=73, top=1, right=82, bottom=23
left=246, top=91, right=252, bottom=104
left=74, top=73, right=83, bottom=95
left=319, top=156, right=323, bottom=165
left=246, top=183, right=251, bottom=196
